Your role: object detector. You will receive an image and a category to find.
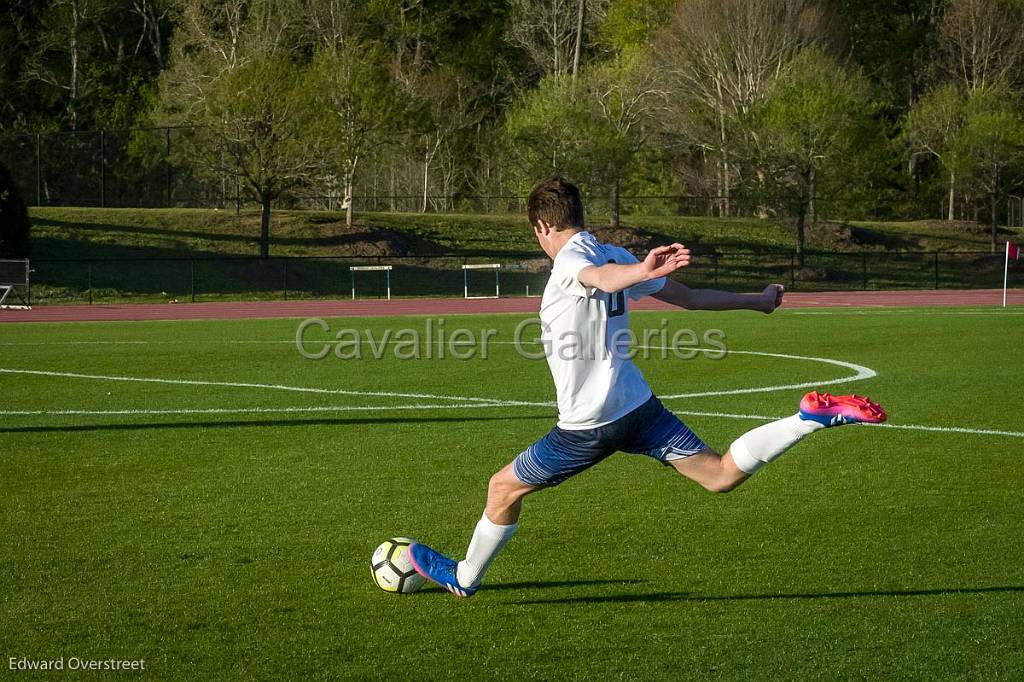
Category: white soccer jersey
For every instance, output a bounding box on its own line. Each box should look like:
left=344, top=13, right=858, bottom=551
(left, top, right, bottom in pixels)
left=540, top=231, right=666, bottom=430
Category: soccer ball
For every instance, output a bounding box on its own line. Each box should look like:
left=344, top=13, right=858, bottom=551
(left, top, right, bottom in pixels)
left=371, top=537, right=425, bottom=594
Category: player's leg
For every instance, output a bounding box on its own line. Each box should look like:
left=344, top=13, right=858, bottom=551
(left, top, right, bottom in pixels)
left=484, top=461, right=538, bottom=525
left=453, top=462, right=539, bottom=590
left=410, top=427, right=614, bottom=597
left=627, top=391, right=886, bottom=490
left=725, top=391, right=887, bottom=475
left=666, top=447, right=749, bottom=493
left=455, top=429, right=620, bottom=590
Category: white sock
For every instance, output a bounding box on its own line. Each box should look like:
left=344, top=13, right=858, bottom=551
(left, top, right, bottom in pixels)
left=455, top=513, right=518, bottom=588
left=729, top=414, right=823, bottom=474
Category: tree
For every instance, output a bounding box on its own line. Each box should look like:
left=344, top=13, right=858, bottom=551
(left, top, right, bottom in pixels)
left=305, top=44, right=405, bottom=227
left=505, top=74, right=587, bottom=187
left=20, top=0, right=171, bottom=131
left=579, top=52, right=666, bottom=226
left=903, top=84, right=971, bottom=220
left=22, top=0, right=106, bottom=130
left=833, top=0, right=942, bottom=109
left=408, top=68, right=483, bottom=212
left=506, top=0, right=609, bottom=79
left=747, top=48, right=882, bottom=262
left=505, top=54, right=664, bottom=227
left=128, top=0, right=172, bottom=71
left=959, top=85, right=1024, bottom=249
left=598, top=0, right=674, bottom=53
left=656, top=0, right=832, bottom=216
left=940, top=0, right=1024, bottom=93
left=158, top=0, right=313, bottom=257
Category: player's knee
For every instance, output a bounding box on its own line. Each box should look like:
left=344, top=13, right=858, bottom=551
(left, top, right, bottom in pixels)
left=487, top=471, right=520, bottom=507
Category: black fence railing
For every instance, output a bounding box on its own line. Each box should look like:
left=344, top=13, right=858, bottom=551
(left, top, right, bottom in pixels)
left=21, top=251, right=1020, bottom=306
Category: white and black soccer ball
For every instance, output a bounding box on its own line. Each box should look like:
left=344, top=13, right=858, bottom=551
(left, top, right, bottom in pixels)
left=371, top=537, right=425, bottom=594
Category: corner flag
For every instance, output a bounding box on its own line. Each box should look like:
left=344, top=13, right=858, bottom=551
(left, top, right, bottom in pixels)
left=1005, top=242, right=1020, bottom=307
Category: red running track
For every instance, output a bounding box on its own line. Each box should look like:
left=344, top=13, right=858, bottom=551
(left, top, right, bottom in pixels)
left=1, top=289, right=1021, bottom=323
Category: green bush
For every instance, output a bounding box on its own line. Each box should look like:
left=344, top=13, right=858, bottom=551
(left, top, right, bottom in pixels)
left=0, top=163, right=29, bottom=257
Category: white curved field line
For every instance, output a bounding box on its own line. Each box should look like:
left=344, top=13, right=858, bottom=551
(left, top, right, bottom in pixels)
left=3, top=353, right=1022, bottom=438
left=656, top=349, right=876, bottom=399
left=0, top=346, right=869, bottom=407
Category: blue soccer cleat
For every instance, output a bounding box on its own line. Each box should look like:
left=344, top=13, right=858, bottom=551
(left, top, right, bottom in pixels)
left=407, top=542, right=479, bottom=598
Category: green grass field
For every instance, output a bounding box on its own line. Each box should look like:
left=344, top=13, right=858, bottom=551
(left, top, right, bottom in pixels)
left=2, top=308, right=1023, bottom=679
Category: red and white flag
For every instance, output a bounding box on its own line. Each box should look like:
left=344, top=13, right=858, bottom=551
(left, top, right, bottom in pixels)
left=1009, top=242, right=1021, bottom=260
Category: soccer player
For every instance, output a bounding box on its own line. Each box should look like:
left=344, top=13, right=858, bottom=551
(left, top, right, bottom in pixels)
left=408, top=177, right=885, bottom=597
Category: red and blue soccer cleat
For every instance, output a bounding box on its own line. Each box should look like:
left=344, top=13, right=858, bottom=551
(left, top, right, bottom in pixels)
left=798, top=391, right=887, bottom=427
left=407, top=542, right=479, bottom=598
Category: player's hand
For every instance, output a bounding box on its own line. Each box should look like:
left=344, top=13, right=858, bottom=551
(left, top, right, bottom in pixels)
left=761, top=284, right=784, bottom=313
left=642, top=243, right=691, bottom=279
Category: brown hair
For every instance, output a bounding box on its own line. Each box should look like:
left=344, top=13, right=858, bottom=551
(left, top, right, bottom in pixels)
left=527, top=176, right=584, bottom=231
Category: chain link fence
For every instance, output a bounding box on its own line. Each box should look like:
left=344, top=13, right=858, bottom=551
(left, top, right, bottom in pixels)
left=21, top=251, right=1019, bottom=306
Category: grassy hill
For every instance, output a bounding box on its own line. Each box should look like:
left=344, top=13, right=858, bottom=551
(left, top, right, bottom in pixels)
left=20, top=207, right=1024, bottom=304
left=27, top=207, right=1022, bottom=259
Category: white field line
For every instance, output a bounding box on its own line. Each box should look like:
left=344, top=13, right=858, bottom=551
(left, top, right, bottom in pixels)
left=4, top=354, right=1022, bottom=438
left=0, top=403, right=512, bottom=416
left=668, top=409, right=1024, bottom=438
left=0, top=368, right=550, bottom=408
left=870, top=422, right=1024, bottom=438
left=0, top=346, right=872, bottom=404
left=0, top=340, right=292, bottom=346
left=655, top=349, right=876, bottom=399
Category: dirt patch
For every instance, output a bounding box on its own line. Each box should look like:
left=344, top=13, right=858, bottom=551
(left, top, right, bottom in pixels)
left=304, top=219, right=441, bottom=257
left=811, top=220, right=919, bottom=252
left=588, top=224, right=691, bottom=252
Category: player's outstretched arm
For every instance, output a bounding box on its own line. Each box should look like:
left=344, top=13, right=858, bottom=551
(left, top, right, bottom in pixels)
left=653, top=280, right=784, bottom=313
left=578, top=244, right=690, bottom=293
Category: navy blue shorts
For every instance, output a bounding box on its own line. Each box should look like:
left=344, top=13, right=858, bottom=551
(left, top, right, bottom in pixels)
left=512, top=396, right=708, bottom=487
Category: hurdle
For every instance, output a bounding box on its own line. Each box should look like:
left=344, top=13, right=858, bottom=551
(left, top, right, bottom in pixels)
left=350, top=265, right=393, bottom=300
left=462, top=263, right=501, bottom=299
left=0, top=259, right=31, bottom=309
